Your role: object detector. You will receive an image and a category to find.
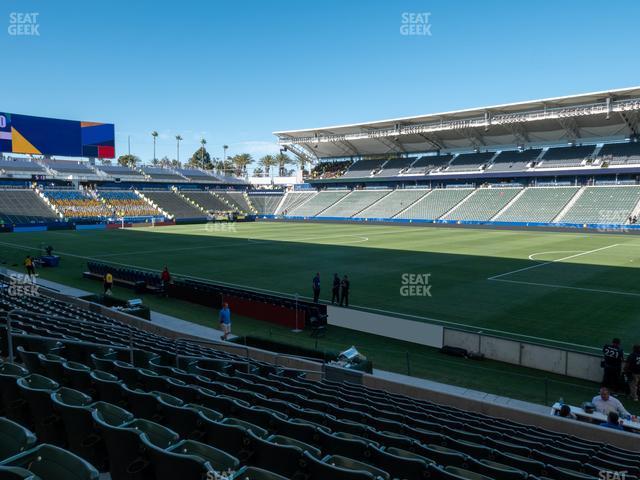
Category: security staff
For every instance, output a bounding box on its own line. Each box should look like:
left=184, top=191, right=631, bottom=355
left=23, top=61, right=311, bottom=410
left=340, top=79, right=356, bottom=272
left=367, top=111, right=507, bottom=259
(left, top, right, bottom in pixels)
left=331, top=273, right=340, bottom=304
left=340, top=274, right=350, bottom=307
left=312, top=273, right=321, bottom=303
left=602, top=338, right=624, bottom=391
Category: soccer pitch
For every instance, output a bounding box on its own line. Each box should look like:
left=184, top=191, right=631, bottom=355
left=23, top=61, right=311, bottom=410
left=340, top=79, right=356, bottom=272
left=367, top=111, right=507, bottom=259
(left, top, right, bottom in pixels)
left=1, top=221, right=639, bottom=351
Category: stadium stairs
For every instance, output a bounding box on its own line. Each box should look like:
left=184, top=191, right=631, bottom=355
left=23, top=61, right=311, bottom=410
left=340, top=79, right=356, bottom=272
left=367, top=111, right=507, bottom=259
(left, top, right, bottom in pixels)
left=489, top=188, right=528, bottom=221
left=552, top=188, right=586, bottom=223
left=172, top=188, right=209, bottom=215
left=180, top=190, right=233, bottom=213
left=275, top=191, right=318, bottom=215
left=134, top=190, right=172, bottom=219
left=439, top=189, right=480, bottom=220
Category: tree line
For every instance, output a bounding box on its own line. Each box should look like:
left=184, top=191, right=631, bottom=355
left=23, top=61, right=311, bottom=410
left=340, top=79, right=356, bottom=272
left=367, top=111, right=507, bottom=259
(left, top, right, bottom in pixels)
left=110, top=147, right=306, bottom=177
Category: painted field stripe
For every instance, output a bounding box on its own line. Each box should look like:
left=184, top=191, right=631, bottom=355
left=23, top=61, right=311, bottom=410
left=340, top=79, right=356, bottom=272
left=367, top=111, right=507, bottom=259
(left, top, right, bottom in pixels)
left=490, top=277, right=640, bottom=298
left=488, top=243, right=619, bottom=280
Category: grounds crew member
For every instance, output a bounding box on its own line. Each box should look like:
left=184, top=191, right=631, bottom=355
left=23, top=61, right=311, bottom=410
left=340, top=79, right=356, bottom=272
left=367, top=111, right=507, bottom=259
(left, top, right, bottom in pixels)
left=24, top=256, right=36, bottom=278
left=103, top=272, right=113, bottom=295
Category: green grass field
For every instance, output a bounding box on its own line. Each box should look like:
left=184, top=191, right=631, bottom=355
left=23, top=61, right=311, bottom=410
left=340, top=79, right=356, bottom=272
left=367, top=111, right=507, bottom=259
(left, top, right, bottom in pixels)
left=1, top=221, right=639, bottom=409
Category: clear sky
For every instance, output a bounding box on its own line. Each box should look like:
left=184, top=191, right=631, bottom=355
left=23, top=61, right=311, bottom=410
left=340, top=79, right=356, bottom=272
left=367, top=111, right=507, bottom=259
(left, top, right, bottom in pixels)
left=1, top=0, right=639, bottom=168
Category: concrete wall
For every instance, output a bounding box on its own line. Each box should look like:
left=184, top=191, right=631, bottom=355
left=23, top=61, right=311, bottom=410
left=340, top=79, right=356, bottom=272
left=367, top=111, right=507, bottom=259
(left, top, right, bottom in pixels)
left=328, top=305, right=444, bottom=349
left=444, top=327, right=602, bottom=382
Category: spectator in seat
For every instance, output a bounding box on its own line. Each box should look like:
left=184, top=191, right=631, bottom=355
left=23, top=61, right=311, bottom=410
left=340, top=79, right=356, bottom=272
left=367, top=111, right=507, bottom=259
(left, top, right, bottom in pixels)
left=340, top=274, right=350, bottom=307
left=312, top=273, right=321, bottom=303
left=556, top=404, right=577, bottom=420
left=601, top=411, right=625, bottom=431
left=592, top=387, right=630, bottom=418
left=219, top=302, right=231, bottom=341
left=331, top=273, right=340, bottom=304
left=625, top=344, right=640, bottom=401
left=602, top=338, right=624, bottom=391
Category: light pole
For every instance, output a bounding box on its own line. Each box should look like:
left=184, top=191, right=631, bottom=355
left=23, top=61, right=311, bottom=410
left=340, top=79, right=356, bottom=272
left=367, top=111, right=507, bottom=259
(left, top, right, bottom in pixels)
left=176, top=135, right=182, bottom=164
left=223, top=145, right=229, bottom=176
left=151, top=131, right=158, bottom=163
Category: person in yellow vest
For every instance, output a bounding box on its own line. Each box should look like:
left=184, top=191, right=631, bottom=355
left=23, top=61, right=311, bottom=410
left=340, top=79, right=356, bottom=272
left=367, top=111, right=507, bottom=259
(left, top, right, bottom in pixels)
left=103, top=272, right=113, bottom=295
left=24, top=256, right=36, bottom=278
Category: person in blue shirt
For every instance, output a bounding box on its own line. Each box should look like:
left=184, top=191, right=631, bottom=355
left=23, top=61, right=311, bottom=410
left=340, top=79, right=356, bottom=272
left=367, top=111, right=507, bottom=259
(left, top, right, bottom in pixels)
left=312, top=273, right=321, bottom=303
left=601, top=411, right=625, bottom=431
left=219, top=302, right=231, bottom=341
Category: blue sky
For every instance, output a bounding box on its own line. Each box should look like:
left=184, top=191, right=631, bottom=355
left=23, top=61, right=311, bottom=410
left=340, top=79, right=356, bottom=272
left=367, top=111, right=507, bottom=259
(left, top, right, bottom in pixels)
left=1, top=0, right=639, bottom=168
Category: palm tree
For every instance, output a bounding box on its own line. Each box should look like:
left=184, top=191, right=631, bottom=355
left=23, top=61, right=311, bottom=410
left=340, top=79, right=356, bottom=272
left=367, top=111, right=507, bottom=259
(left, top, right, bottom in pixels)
left=232, top=153, right=254, bottom=176
left=296, top=157, right=309, bottom=175
left=258, top=155, right=278, bottom=177
left=151, top=131, right=159, bottom=162
left=175, top=135, right=183, bottom=163
left=199, top=138, right=207, bottom=169
left=275, top=152, right=292, bottom=176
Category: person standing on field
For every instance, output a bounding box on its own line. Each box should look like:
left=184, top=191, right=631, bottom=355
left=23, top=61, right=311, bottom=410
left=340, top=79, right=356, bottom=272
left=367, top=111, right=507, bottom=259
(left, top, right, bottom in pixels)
left=160, top=266, right=172, bottom=297
left=625, top=344, right=640, bottom=401
left=312, top=272, right=321, bottom=303
left=331, top=273, right=340, bottom=304
left=340, top=274, right=350, bottom=307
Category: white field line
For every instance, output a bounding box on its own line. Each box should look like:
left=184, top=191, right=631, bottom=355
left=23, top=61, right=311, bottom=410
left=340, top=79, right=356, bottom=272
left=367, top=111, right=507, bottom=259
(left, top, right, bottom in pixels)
left=487, top=244, right=620, bottom=281
left=527, top=251, right=582, bottom=260
left=491, top=278, right=640, bottom=298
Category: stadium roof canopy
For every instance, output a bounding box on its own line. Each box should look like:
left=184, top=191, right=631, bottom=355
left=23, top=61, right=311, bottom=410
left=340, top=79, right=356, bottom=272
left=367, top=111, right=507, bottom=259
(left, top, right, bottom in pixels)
left=274, top=87, right=640, bottom=162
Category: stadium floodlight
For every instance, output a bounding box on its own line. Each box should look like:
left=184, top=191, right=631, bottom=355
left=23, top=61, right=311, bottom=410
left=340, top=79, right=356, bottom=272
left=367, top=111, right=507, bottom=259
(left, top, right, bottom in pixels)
left=151, top=131, right=159, bottom=162
left=176, top=135, right=182, bottom=163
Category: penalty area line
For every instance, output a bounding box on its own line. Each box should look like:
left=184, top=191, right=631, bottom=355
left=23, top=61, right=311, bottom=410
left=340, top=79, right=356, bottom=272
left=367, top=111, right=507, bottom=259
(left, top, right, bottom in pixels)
left=488, top=243, right=619, bottom=281
left=489, top=277, right=640, bottom=298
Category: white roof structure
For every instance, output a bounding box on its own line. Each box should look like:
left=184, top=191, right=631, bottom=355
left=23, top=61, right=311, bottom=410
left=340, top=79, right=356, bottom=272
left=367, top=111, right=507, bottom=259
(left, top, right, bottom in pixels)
left=274, top=87, right=640, bottom=161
